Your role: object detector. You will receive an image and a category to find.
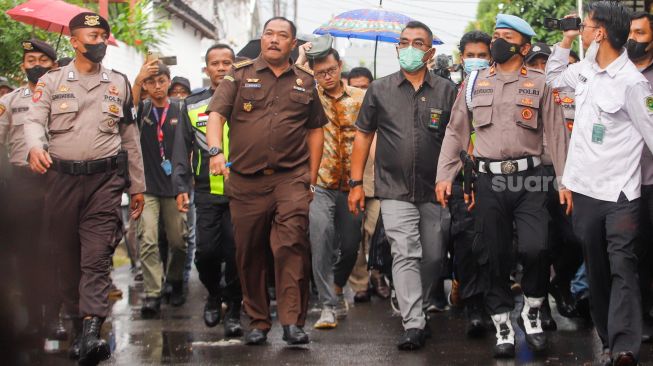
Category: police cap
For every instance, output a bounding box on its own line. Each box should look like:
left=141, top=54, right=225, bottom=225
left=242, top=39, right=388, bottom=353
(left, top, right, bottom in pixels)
left=69, top=12, right=110, bottom=36
left=22, top=39, right=57, bottom=61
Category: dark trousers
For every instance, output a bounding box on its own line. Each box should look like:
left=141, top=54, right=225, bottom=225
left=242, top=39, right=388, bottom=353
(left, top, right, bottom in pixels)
left=194, top=197, right=242, bottom=303
left=542, top=165, right=583, bottom=290
left=573, top=192, right=642, bottom=356
left=5, top=167, right=58, bottom=326
left=44, top=169, right=125, bottom=318
left=449, top=181, right=487, bottom=300
left=228, top=166, right=311, bottom=330
left=639, top=185, right=653, bottom=316
left=475, top=166, right=549, bottom=314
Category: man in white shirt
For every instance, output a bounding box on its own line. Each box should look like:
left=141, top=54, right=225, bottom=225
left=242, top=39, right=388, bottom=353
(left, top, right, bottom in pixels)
left=546, top=2, right=653, bottom=365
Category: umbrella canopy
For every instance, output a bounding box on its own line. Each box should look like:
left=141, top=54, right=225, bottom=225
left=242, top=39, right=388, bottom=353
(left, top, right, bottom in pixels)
left=6, top=0, right=118, bottom=46
left=314, top=8, right=443, bottom=45
left=237, top=38, right=308, bottom=61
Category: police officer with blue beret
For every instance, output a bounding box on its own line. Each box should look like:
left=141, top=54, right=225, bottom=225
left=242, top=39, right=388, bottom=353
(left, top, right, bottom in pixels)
left=437, top=14, right=571, bottom=358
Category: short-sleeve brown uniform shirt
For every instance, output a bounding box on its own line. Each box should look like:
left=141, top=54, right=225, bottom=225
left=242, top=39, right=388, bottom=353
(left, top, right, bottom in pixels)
left=207, top=57, right=327, bottom=175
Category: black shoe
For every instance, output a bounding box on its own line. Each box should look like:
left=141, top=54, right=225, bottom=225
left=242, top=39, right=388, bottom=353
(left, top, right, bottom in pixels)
left=169, top=281, right=186, bottom=307
left=549, top=279, right=579, bottom=318
left=518, top=311, right=547, bottom=352
left=494, top=343, right=515, bottom=358
left=141, top=297, right=161, bottom=319
left=244, top=328, right=268, bottom=345
left=465, top=296, right=486, bottom=338
left=397, top=328, right=425, bottom=351
left=78, top=317, right=110, bottom=366
left=539, top=299, right=557, bottom=331
left=203, top=296, right=220, bottom=327
left=282, top=325, right=309, bottom=345
left=223, top=302, right=243, bottom=337
left=613, top=351, right=637, bottom=366
left=68, top=318, right=83, bottom=360
left=162, top=282, right=173, bottom=304
left=354, top=290, right=371, bottom=303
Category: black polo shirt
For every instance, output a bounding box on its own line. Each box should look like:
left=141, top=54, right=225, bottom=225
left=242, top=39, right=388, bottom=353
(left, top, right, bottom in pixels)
left=356, top=70, right=457, bottom=203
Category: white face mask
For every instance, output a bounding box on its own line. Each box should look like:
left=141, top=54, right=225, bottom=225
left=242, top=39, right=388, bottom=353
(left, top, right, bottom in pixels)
left=586, top=40, right=600, bottom=63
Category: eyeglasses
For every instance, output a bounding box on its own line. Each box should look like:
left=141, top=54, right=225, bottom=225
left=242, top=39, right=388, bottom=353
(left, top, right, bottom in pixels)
left=398, top=40, right=428, bottom=49
left=579, top=23, right=600, bottom=32
left=315, top=66, right=339, bottom=79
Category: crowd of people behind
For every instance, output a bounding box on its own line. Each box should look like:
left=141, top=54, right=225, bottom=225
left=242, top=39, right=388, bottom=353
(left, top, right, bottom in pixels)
left=2, top=1, right=653, bottom=366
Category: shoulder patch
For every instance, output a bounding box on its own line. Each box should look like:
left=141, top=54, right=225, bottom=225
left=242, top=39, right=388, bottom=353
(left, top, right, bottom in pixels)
left=295, top=63, right=314, bottom=76
left=646, top=95, right=653, bottom=113
left=234, top=59, right=254, bottom=69
left=224, top=75, right=235, bottom=82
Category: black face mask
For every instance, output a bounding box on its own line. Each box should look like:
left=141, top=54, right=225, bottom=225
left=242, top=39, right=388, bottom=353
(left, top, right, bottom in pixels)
left=491, top=38, right=521, bottom=64
left=626, top=39, right=652, bottom=60
left=25, top=65, right=51, bottom=84
left=82, top=43, right=107, bottom=63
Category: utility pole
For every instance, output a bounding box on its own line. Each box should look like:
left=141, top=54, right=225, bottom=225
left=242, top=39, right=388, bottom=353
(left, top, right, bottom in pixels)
left=273, top=0, right=280, bottom=17
left=294, top=0, right=298, bottom=24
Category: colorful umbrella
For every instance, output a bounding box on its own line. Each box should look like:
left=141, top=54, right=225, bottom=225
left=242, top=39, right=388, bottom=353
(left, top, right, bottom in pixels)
left=6, top=0, right=119, bottom=48
left=314, top=8, right=443, bottom=77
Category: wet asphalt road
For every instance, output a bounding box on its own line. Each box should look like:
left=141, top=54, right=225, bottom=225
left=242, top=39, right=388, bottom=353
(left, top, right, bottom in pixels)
left=33, top=264, right=653, bottom=366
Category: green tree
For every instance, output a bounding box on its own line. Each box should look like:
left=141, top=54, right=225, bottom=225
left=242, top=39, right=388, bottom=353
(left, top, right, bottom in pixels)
left=0, top=0, right=169, bottom=84
left=467, top=0, right=579, bottom=48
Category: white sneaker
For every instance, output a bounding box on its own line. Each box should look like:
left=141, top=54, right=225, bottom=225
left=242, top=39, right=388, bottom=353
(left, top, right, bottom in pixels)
left=335, top=294, right=349, bottom=319
left=314, top=308, right=337, bottom=329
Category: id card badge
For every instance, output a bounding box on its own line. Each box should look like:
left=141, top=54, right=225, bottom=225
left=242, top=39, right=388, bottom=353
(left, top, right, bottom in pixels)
left=591, top=123, right=605, bottom=144
left=429, top=108, right=442, bottom=130
left=161, top=159, right=172, bottom=176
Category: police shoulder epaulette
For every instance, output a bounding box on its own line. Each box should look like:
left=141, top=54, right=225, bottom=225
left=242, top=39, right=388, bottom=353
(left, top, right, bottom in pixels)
left=234, top=59, right=254, bottom=69
left=295, top=63, right=314, bottom=76
left=527, top=67, right=544, bottom=75
left=46, top=67, right=61, bottom=74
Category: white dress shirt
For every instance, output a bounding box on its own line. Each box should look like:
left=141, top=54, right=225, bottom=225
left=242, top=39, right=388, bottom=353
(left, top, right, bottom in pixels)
left=546, top=44, right=653, bottom=202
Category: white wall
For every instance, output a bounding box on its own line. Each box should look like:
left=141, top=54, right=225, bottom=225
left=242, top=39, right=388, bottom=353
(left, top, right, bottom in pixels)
left=103, top=40, right=144, bottom=83
left=154, top=15, right=206, bottom=89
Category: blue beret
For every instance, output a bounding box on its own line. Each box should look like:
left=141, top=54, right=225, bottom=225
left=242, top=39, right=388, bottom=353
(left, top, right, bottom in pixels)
left=495, top=14, right=536, bottom=38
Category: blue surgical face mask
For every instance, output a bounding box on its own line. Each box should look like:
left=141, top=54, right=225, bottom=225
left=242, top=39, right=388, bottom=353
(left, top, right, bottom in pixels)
left=463, top=58, right=490, bottom=74
left=398, top=46, right=427, bottom=72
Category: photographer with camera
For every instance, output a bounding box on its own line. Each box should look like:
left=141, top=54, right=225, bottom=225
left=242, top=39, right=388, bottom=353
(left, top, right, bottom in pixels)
left=545, top=2, right=653, bottom=365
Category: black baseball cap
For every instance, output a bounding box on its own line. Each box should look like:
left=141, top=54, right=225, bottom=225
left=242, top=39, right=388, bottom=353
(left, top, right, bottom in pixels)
left=525, top=42, right=552, bottom=64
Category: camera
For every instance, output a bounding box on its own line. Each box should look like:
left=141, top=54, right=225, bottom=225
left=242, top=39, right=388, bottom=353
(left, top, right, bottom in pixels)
left=544, top=17, right=581, bottom=31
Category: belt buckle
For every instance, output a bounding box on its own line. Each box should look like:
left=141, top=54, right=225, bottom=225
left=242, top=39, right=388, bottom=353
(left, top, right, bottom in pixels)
left=263, top=168, right=275, bottom=176
left=72, top=161, right=86, bottom=175
left=500, top=160, right=517, bottom=174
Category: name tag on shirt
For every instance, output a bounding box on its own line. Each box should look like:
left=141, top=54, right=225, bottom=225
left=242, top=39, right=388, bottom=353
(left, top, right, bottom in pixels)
left=592, top=123, right=605, bottom=144
left=244, top=83, right=261, bottom=88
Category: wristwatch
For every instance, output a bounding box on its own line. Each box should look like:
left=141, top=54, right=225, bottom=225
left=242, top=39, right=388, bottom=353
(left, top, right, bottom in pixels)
left=208, top=146, right=223, bottom=156
left=348, top=179, right=363, bottom=188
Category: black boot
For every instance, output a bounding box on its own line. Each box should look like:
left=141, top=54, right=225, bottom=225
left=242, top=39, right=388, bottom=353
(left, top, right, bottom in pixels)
left=464, top=296, right=486, bottom=338
left=539, top=298, right=557, bottom=331
left=203, top=296, right=220, bottom=327
left=68, top=318, right=83, bottom=360
left=78, top=316, right=110, bottom=366
left=282, top=325, right=309, bottom=345
left=169, top=281, right=186, bottom=307
left=223, top=302, right=243, bottom=337
left=141, top=297, right=161, bottom=319
left=161, top=281, right=173, bottom=304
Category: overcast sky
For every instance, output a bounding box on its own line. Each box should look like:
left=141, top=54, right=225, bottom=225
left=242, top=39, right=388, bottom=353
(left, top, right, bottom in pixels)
left=261, top=0, right=481, bottom=77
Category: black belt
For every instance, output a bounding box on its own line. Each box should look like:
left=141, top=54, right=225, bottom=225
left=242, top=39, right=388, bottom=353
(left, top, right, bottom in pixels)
left=233, top=166, right=295, bottom=177
left=51, top=155, right=120, bottom=176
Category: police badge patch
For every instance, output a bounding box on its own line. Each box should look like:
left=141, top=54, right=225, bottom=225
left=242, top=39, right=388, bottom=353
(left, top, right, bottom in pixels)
left=646, top=96, right=653, bottom=113
left=429, top=108, right=442, bottom=130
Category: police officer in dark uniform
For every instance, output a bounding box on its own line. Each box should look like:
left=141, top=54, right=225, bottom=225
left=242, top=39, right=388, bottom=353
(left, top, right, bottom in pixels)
left=437, top=14, right=570, bottom=358
left=205, top=17, right=327, bottom=346
left=24, top=13, right=145, bottom=365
